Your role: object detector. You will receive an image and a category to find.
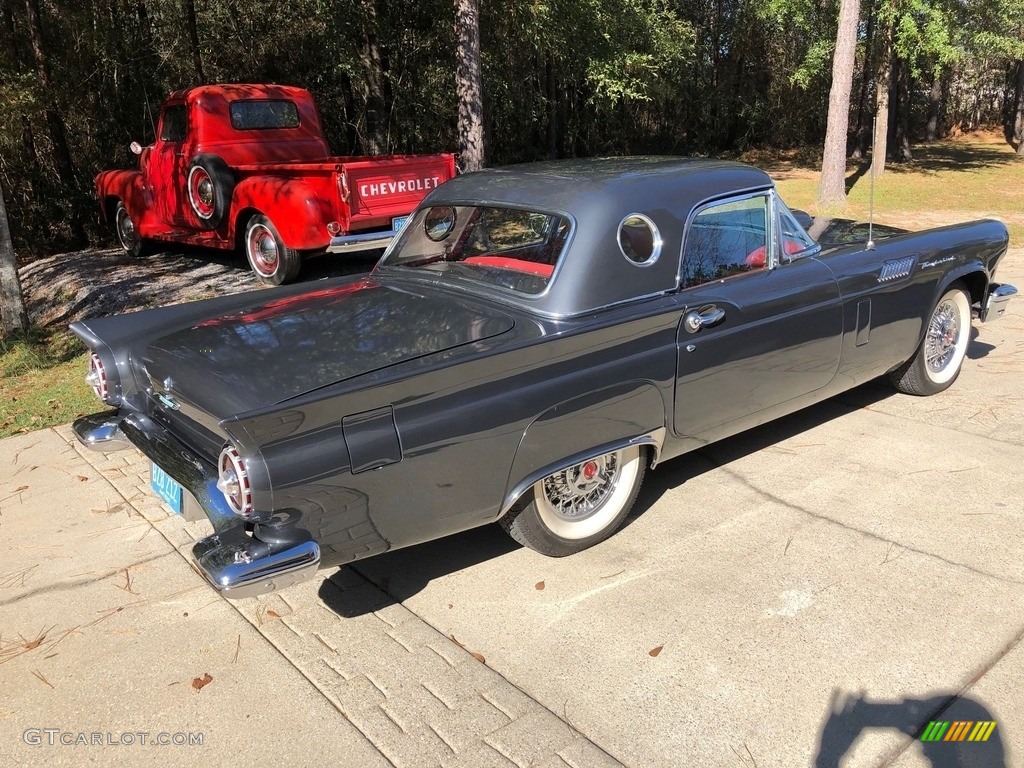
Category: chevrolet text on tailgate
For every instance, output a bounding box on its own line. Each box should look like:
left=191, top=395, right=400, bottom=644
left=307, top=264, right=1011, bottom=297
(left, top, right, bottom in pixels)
left=95, top=83, right=457, bottom=285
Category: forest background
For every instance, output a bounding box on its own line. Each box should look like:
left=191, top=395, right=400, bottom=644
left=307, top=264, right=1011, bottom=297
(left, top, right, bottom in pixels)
left=1, top=0, right=1023, bottom=257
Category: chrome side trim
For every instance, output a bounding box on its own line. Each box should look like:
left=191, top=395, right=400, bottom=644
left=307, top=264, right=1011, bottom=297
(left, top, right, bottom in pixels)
left=72, top=412, right=130, bottom=452
left=192, top=533, right=320, bottom=599
left=983, top=283, right=1017, bottom=322
left=326, top=229, right=400, bottom=254
left=500, top=427, right=667, bottom=516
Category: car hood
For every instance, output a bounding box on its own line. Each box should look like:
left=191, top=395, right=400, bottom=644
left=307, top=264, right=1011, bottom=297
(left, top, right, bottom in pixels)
left=139, top=278, right=515, bottom=417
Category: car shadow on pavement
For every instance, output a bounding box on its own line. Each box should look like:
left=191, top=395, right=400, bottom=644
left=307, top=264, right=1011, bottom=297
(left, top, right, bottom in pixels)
left=967, top=326, right=994, bottom=360
left=630, top=378, right=898, bottom=521
left=319, top=379, right=900, bottom=617
left=319, top=527, right=519, bottom=618
left=813, top=688, right=1005, bottom=768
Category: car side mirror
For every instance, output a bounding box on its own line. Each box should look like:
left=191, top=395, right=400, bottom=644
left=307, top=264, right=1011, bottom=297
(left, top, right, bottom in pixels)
left=130, top=141, right=143, bottom=156
left=791, top=209, right=813, bottom=230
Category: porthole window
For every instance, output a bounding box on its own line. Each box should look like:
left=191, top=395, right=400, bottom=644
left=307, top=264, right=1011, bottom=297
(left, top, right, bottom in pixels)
left=424, top=206, right=457, bottom=241
left=618, top=214, right=661, bottom=266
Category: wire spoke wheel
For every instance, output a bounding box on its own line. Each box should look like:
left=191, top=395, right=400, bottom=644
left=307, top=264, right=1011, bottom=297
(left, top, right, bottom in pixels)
left=504, top=444, right=644, bottom=551
left=890, top=284, right=971, bottom=396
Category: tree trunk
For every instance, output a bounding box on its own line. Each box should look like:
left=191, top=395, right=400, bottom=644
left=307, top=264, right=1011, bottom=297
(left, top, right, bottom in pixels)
left=926, top=69, right=942, bottom=141
left=546, top=52, right=557, bottom=160
left=359, top=0, right=387, bottom=155
left=1013, top=60, right=1024, bottom=154
left=0, top=179, right=29, bottom=337
left=184, top=0, right=205, bottom=84
left=892, top=56, right=913, bottom=162
left=871, top=24, right=891, bottom=178
left=24, top=0, right=86, bottom=245
left=851, top=0, right=875, bottom=160
left=455, top=0, right=485, bottom=171
left=818, top=0, right=861, bottom=208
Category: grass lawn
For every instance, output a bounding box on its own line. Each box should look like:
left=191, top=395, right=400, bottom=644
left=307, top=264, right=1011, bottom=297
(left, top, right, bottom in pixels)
left=2, top=131, right=1020, bottom=439
left=1, top=331, right=94, bottom=439
left=758, top=130, right=1024, bottom=244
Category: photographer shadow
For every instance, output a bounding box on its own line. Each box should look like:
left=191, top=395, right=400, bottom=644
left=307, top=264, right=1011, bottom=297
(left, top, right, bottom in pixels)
left=814, top=689, right=1005, bottom=768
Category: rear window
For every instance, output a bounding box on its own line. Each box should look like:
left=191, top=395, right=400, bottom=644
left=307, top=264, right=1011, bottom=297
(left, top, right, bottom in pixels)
left=379, top=205, right=571, bottom=295
left=229, top=100, right=300, bottom=131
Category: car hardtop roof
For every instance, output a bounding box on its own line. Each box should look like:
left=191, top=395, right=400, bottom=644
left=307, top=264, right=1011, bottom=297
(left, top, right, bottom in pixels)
left=425, top=156, right=774, bottom=212
left=166, top=83, right=313, bottom=104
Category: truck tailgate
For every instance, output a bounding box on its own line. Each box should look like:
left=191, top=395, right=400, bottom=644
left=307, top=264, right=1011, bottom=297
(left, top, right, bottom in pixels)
left=343, top=153, right=456, bottom=227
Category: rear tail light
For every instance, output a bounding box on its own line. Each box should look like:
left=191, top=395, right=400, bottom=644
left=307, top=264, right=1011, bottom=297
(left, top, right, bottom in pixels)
left=85, top=353, right=109, bottom=402
left=217, top=445, right=254, bottom=518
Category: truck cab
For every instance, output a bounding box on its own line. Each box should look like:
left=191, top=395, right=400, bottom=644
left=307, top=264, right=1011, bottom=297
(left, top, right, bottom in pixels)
left=96, top=84, right=456, bottom=284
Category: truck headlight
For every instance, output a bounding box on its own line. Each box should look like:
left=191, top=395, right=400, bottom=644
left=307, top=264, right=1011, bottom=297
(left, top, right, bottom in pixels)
left=217, top=445, right=254, bottom=518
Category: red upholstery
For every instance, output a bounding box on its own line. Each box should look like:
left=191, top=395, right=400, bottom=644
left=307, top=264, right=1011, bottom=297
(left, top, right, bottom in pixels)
left=744, top=239, right=804, bottom=268
left=463, top=256, right=555, bottom=278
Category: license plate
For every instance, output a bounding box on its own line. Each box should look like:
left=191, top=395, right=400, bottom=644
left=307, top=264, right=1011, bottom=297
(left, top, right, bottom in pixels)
left=391, top=216, right=409, bottom=233
left=150, top=462, right=183, bottom=515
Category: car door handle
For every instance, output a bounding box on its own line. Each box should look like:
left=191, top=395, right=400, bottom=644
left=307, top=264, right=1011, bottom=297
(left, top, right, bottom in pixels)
left=683, top=305, right=726, bottom=333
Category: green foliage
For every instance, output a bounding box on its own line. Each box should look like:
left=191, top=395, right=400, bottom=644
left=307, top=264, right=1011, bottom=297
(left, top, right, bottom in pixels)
left=1, top=0, right=1022, bottom=257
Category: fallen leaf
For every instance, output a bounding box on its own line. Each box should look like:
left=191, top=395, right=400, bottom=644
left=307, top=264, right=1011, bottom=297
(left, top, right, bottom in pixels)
left=14, top=486, right=28, bottom=494
left=191, top=673, right=213, bottom=691
left=649, top=645, right=664, bottom=657
left=31, top=670, right=54, bottom=689
left=535, top=580, right=545, bottom=591
left=471, top=651, right=486, bottom=664
left=266, top=610, right=280, bottom=619
left=450, top=634, right=464, bottom=647
left=24, top=632, right=48, bottom=651
left=76, top=475, right=88, bottom=483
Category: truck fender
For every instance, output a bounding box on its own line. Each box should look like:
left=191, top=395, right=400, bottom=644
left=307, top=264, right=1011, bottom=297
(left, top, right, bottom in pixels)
left=500, top=381, right=667, bottom=515
left=94, top=170, right=145, bottom=224
left=231, top=176, right=333, bottom=251
left=187, top=154, right=235, bottom=230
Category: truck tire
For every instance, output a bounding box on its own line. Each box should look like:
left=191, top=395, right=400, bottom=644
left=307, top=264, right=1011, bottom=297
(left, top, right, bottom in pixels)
left=187, top=154, right=234, bottom=230
left=244, top=214, right=302, bottom=285
left=114, top=202, right=149, bottom=258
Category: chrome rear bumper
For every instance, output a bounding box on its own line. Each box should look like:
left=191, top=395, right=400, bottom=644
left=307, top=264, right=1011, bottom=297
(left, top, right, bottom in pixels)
left=192, top=532, right=320, bottom=600
left=983, top=283, right=1017, bottom=322
left=72, top=409, right=321, bottom=599
left=326, top=227, right=400, bottom=254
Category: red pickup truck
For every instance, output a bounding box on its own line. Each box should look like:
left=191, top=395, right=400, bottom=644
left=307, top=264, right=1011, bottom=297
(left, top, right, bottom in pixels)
left=95, top=84, right=456, bottom=284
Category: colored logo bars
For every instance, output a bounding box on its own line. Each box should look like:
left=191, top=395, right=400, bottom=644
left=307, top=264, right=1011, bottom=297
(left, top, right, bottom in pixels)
left=920, top=721, right=997, bottom=743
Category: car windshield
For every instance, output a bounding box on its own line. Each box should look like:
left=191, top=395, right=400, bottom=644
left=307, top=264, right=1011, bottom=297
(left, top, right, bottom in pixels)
left=379, top=205, right=571, bottom=295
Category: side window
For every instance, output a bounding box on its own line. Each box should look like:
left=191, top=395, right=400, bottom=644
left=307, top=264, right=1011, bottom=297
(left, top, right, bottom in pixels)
left=159, top=105, right=187, bottom=143
left=777, top=200, right=816, bottom=260
left=681, top=194, right=769, bottom=289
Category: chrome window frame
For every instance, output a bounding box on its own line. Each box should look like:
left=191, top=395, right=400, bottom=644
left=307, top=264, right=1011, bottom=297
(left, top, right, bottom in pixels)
left=677, top=187, right=775, bottom=290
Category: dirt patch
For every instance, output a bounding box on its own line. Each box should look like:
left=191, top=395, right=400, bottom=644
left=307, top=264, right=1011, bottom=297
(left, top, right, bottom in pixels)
left=20, top=246, right=379, bottom=329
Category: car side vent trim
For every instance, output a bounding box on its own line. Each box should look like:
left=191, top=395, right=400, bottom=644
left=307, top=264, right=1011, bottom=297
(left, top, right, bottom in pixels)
left=879, top=256, right=916, bottom=282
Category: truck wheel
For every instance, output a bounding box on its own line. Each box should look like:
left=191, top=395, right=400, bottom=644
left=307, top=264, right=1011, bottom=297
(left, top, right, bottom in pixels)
left=114, top=202, right=148, bottom=258
left=500, top=445, right=645, bottom=557
left=187, top=154, right=234, bottom=230
left=890, top=285, right=972, bottom=396
left=245, top=214, right=302, bottom=285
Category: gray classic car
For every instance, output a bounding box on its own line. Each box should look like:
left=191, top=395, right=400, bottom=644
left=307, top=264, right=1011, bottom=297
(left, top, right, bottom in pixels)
left=71, top=158, right=1016, bottom=598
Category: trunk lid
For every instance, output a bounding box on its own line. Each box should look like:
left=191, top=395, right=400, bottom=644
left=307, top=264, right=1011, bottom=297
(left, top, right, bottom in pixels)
left=139, top=278, right=514, bottom=418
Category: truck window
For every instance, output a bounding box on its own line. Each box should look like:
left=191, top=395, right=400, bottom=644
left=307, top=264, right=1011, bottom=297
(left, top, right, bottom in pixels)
left=229, top=100, right=300, bottom=131
left=159, top=105, right=187, bottom=142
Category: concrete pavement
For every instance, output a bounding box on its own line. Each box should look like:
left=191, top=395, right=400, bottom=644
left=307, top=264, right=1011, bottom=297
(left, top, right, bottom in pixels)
left=1, top=251, right=1021, bottom=767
